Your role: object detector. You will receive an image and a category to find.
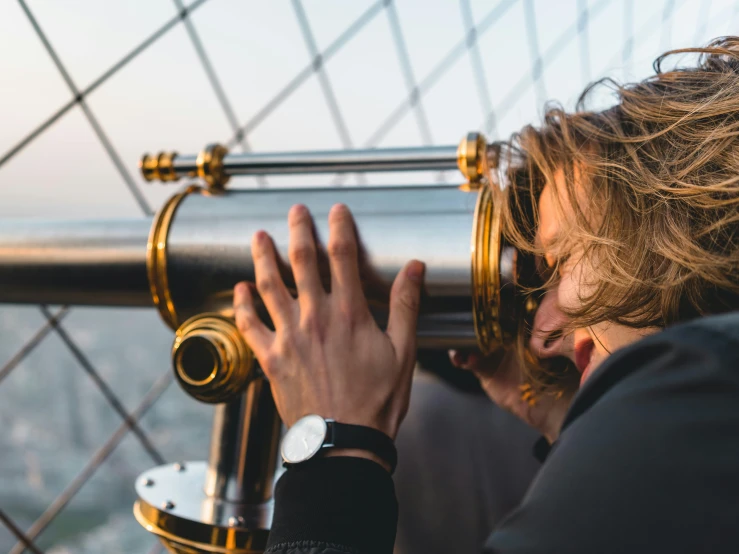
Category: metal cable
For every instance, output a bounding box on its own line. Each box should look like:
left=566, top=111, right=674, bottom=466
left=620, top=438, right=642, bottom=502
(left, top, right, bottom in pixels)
left=363, top=0, right=516, bottom=150
left=172, top=0, right=266, bottom=187
left=0, top=0, right=210, bottom=172
left=292, top=0, right=355, bottom=151
left=692, top=0, right=712, bottom=44
left=384, top=0, right=446, bottom=184
left=386, top=1, right=434, bottom=145
left=577, top=0, right=592, bottom=86
left=602, top=0, right=688, bottom=73
left=0, top=307, right=69, bottom=387
left=17, top=0, right=153, bottom=216
left=0, top=510, right=44, bottom=554
left=484, top=0, right=614, bottom=127
left=0, top=1, right=215, bottom=547
left=523, top=0, right=548, bottom=107
left=9, top=370, right=174, bottom=554
left=326, top=0, right=516, bottom=188
left=291, top=0, right=364, bottom=186
left=39, top=306, right=165, bottom=466
left=623, top=0, right=634, bottom=82
left=459, top=0, right=498, bottom=139
left=225, top=0, right=386, bottom=148
left=660, top=0, right=676, bottom=53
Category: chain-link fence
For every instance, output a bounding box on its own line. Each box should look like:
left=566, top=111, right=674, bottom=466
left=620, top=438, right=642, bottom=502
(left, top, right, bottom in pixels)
left=1, top=0, right=737, bottom=551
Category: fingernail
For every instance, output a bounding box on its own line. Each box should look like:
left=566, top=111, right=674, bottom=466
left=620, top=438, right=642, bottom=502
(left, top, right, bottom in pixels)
left=235, top=282, right=247, bottom=296
left=407, top=261, right=425, bottom=283
left=254, top=230, right=268, bottom=243
left=291, top=204, right=308, bottom=217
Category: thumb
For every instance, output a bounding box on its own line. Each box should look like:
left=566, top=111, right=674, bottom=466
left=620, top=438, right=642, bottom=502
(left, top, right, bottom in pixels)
left=386, top=260, right=425, bottom=364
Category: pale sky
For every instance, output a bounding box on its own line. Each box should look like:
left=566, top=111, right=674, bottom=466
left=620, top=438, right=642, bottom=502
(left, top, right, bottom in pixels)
left=0, top=0, right=737, bottom=218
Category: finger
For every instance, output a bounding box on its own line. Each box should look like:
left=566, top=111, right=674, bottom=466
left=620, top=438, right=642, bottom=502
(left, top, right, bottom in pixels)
left=252, top=230, right=294, bottom=330
left=233, top=281, right=274, bottom=358
left=448, top=349, right=479, bottom=370
left=327, top=204, right=362, bottom=306
left=288, top=204, right=323, bottom=308
left=387, top=260, right=425, bottom=365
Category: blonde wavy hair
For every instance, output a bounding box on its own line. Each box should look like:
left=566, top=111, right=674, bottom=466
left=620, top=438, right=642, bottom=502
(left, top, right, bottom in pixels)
left=499, top=37, right=739, bottom=390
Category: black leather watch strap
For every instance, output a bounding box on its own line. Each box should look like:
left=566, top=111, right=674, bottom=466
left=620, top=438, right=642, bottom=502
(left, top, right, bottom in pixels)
left=324, top=421, right=398, bottom=474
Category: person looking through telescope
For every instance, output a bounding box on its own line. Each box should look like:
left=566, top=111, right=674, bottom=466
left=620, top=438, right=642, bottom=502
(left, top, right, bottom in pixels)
left=233, top=37, right=739, bottom=553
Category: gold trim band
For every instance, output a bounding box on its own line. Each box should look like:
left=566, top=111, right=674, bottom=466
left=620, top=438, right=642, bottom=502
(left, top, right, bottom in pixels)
left=134, top=501, right=267, bottom=554
left=172, top=314, right=255, bottom=404
left=147, top=186, right=202, bottom=330
left=196, top=144, right=230, bottom=190
left=140, top=151, right=179, bottom=182
left=471, top=184, right=504, bottom=355
left=457, top=132, right=488, bottom=189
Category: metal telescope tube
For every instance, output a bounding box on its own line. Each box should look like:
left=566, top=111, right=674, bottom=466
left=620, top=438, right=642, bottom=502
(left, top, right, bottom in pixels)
left=139, top=132, right=488, bottom=190
left=0, top=182, right=522, bottom=399
left=171, top=145, right=458, bottom=176
left=0, top=183, right=504, bottom=345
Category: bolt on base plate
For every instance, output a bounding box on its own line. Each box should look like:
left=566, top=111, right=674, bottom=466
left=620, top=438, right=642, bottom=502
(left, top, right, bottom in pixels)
left=134, top=461, right=271, bottom=554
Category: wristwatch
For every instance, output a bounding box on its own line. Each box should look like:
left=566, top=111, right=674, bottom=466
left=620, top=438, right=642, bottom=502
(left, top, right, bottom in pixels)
left=281, top=414, right=398, bottom=473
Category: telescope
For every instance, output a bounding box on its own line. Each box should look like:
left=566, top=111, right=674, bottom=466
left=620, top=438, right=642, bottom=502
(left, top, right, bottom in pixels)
left=0, top=132, right=539, bottom=553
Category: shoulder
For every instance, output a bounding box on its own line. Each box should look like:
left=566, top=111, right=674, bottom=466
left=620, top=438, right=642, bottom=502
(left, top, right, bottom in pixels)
left=564, top=311, right=739, bottom=429
left=486, top=313, right=739, bottom=553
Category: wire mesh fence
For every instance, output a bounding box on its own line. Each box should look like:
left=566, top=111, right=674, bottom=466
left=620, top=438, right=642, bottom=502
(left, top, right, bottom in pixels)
left=1, top=0, right=737, bottom=551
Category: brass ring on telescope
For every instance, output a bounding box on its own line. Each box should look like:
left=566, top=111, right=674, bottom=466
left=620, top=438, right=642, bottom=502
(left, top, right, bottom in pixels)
left=134, top=501, right=268, bottom=553
left=471, top=183, right=504, bottom=355
left=140, top=151, right=179, bottom=182
left=147, top=185, right=203, bottom=330
left=196, top=143, right=230, bottom=190
left=172, top=313, right=255, bottom=404
left=457, top=132, right=488, bottom=190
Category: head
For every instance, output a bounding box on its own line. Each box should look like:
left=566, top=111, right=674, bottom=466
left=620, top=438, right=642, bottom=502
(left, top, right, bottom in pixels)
left=501, top=37, right=739, bottom=390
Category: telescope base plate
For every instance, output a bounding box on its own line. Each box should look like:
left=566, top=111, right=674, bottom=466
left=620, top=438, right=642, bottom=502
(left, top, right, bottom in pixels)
left=134, top=462, right=271, bottom=554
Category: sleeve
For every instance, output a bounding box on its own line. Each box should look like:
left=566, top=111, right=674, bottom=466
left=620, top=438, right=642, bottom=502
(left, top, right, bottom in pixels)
left=484, top=319, right=739, bottom=554
left=265, top=456, right=398, bottom=554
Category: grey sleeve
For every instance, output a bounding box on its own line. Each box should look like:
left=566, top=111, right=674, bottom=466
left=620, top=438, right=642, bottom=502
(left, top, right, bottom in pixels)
left=485, top=320, right=739, bottom=554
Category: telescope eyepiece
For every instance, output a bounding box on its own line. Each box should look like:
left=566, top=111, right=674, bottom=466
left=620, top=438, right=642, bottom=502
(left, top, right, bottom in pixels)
left=175, top=334, right=220, bottom=385
left=172, top=314, right=254, bottom=404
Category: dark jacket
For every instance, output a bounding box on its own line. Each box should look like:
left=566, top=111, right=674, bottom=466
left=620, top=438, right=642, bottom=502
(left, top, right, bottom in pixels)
left=265, top=312, right=739, bottom=554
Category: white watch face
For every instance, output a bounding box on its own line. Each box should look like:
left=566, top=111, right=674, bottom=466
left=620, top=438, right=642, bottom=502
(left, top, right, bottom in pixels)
left=281, top=414, right=328, bottom=464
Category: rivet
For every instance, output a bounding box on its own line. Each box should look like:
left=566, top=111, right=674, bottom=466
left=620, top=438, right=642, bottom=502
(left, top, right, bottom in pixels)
left=162, top=500, right=175, bottom=510
left=228, top=516, right=245, bottom=528
left=141, top=478, right=155, bottom=487
left=174, top=462, right=186, bottom=472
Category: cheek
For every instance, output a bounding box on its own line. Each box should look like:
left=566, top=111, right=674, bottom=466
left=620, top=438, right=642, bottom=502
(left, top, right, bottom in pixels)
left=556, top=274, right=579, bottom=313
left=556, top=258, right=588, bottom=313
left=537, top=183, right=559, bottom=250
left=556, top=254, right=598, bottom=313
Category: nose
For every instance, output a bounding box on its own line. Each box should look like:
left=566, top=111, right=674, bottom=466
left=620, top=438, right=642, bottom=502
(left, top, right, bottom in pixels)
left=528, top=289, right=575, bottom=362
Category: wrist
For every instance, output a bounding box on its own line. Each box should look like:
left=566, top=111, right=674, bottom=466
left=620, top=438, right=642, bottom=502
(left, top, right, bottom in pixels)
left=323, top=447, right=393, bottom=473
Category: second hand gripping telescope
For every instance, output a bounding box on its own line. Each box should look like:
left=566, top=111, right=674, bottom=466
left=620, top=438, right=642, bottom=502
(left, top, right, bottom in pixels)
left=0, top=132, right=540, bottom=554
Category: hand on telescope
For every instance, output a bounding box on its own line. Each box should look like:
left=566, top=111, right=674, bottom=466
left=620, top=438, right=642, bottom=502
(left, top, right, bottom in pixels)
left=449, top=290, right=574, bottom=444
left=233, top=203, right=425, bottom=470
left=449, top=348, right=569, bottom=444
